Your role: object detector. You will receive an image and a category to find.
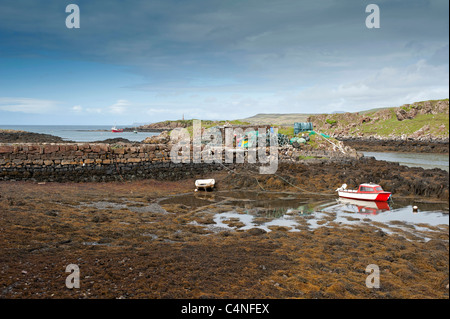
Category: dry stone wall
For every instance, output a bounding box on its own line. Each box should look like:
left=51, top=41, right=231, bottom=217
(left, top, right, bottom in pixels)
left=0, top=143, right=230, bottom=182
left=0, top=142, right=357, bottom=182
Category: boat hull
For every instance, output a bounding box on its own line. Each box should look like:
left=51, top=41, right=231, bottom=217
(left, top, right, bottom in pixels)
left=338, top=198, right=391, bottom=213
left=195, top=179, right=215, bottom=191
left=338, top=191, right=391, bottom=202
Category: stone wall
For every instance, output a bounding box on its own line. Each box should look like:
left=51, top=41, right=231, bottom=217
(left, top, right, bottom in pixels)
left=0, top=143, right=232, bottom=182
left=0, top=142, right=358, bottom=182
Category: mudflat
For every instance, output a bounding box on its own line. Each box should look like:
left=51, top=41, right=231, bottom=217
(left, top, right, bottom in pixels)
left=0, top=161, right=448, bottom=299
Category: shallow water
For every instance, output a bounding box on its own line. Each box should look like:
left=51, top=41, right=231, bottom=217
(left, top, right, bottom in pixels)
left=362, top=151, right=449, bottom=172
left=0, top=125, right=159, bottom=142
left=74, top=190, right=448, bottom=241
left=168, top=191, right=449, bottom=238
left=324, top=198, right=448, bottom=227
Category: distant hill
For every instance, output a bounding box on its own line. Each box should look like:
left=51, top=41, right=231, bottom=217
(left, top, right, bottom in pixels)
left=130, top=99, right=448, bottom=141
left=240, top=113, right=312, bottom=126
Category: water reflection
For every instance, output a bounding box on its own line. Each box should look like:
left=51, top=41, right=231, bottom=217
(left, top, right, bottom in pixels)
left=161, top=190, right=448, bottom=230
left=337, top=198, right=391, bottom=215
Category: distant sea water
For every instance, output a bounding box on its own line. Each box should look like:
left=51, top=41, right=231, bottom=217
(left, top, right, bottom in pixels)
left=0, top=125, right=159, bottom=143
left=362, top=151, right=449, bottom=172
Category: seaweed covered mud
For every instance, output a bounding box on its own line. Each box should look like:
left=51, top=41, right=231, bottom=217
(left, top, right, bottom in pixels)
left=0, top=156, right=448, bottom=299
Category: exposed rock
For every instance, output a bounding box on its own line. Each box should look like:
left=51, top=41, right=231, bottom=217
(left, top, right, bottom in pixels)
left=247, top=228, right=267, bottom=236
left=0, top=130, right=70, bottom=143
left=339, top=137, right=449, bottom=153
left=309, top=99, right=449, bottom=144
left=142, top=131, right=170, bottom=144
left=360, top=116, right=371, bottom=123
left=92, top=138, right=133, bottom=144
left=129, top=121, right=191, bottom=132
left=410, top=125, right=430, bottom=138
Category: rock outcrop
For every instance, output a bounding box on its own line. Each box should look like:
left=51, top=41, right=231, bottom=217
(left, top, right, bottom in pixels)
left=308, top=99, right=449, bottom=152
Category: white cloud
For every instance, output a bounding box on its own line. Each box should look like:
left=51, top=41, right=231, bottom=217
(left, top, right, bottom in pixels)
left=72, top=105, right=82, bottom=112
left=68, top=100, right=131, bottom=115
left=285, top=58, right=449, bottom=113
left=0, top=98, right=60, bottom=114
left=108, top=99, right=130, bottom=114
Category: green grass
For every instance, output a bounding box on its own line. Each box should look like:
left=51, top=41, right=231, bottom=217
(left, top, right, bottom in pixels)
left=308, top=99, right=449, bottom=138
left=357, top=112, right=449, bottom=136
left=276, top=126, right=294, bottom=136
left=298, top=155, right=315, bottom=160
left=163, top=98, right=449, bottom=140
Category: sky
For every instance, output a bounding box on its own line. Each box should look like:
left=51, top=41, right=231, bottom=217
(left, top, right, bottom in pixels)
left=0, top=0, right=448, bottom=125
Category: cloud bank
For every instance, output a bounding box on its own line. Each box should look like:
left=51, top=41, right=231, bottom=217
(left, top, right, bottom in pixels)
left=0, top=0, right=448, bottom=124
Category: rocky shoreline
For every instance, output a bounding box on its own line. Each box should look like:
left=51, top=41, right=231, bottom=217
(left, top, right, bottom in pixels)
left=337, top=136, right=449, bottom=153
left=0, top=143, right=448, bottom=201
left=0, top=130, right=71, bottom=144
left=2, top=129, right=449, bottom=154
left=223, top=157, right=449, bottom=202
left=1, top=130, right=448, bottom=201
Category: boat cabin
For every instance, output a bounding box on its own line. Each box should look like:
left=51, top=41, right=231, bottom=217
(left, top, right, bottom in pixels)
left=358, top=184, right=384, bottom=193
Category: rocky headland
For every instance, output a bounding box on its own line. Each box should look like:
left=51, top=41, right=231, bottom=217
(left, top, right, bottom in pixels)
left=308, top=99, right=449, bottom=153
left=124, top=120, right=193, bottom=132
left=0, top=129, right=71, bottom=144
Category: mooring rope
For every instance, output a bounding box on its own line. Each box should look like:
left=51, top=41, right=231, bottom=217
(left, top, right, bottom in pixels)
left=218, top=162, right=266, bottom=191
left=271, top=172, right=336, bottom=196
left=217, top=161, right=335, bottom=196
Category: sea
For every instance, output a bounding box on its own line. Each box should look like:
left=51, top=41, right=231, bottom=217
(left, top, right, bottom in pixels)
left=362, top=151, right=449, bottom=172
left=0, top=125, right=159, bottom=143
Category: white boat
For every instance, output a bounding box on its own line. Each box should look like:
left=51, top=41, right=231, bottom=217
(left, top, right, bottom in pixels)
left=195, top=179, right=215, bottom=191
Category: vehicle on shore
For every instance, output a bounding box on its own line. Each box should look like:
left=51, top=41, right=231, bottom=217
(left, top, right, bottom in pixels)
left=336, top=183, right=392, bottom=202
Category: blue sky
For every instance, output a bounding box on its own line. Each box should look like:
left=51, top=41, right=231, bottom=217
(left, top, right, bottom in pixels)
left=0, top=0, right=448, bottom=125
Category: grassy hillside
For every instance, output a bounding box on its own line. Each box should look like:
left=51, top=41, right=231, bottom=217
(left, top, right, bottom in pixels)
left=308, top=99, right=449, bottom=139
left=140, top=99, right=448, bottom=141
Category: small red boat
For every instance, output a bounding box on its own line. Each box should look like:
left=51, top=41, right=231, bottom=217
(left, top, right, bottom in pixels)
left=336, top=183, right=392, bottom=202
left=111, top=126, right=123, bottom=133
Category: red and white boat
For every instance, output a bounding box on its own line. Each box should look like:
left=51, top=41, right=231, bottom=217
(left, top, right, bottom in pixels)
left=336, top=183, right=392, bottom=202
left=111, top=126, right=123, bottom=133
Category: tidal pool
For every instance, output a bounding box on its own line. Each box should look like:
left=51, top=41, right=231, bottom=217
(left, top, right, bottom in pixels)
left=173, top=190, right=449, bottom=239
